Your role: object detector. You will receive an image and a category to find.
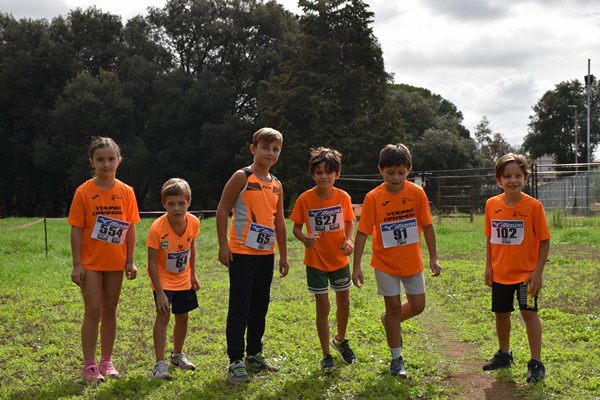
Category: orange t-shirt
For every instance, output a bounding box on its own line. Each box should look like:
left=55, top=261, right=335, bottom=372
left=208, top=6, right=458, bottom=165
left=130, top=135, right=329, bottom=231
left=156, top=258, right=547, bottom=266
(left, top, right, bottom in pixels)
left=357, top=181, right=432, bottom=276
left=68, top=179, right=140, bottom=271
left=290, top=187, right=355, bottom=272
left=146, top=213, right=200, bottom=291
left=228, top=169, right=282, bottom=255
left=485, top=193, right=550, bottom=284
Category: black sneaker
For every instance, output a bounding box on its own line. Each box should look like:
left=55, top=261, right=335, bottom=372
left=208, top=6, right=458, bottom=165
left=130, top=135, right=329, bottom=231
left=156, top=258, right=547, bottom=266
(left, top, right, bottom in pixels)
left=321, top=354, right=336, bottom=372
left=244, top=352, right=279, bottom=373
left=482, top=350, right=513, bottom=371
left=390, top=356, right=407, bottom=378
left=526, top=359, right=546, bottom=383
left=330, top=338, right=357, bottom=364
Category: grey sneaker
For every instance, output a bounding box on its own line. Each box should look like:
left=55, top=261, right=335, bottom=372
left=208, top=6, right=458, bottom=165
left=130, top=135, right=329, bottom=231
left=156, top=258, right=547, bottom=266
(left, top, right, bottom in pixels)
left=170, top=352, right=196, bottom=371
left=526, top=359, right=546, bottom=383
left=390, top=357, right=407, bottom=378
left=330, top=338, right=357, bottom=364
left=245, top=352, right=279, bottom=373
left=153, top=360, right=170, bottom=380
left=228, top=360, right=250, bottom=384
left=321, top=354, right=336, bottom=372
left=483, top=350, right=513, bottom=371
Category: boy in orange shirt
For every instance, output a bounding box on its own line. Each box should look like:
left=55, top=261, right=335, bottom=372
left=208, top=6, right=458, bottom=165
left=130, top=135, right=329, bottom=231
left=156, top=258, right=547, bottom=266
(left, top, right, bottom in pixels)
left=352, top=143, right=442, bottom=378
left=290, top=147, right=356, bottom=372
left=483, top=153, right=550, bottom=383
left=146, top=178, right=200, bottom=380
left=216, top=128, right=289, bottom=384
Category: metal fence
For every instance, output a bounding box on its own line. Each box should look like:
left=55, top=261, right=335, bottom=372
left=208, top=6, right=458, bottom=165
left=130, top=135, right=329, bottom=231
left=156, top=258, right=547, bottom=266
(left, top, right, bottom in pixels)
left=337, top=163, right=600, bottom=223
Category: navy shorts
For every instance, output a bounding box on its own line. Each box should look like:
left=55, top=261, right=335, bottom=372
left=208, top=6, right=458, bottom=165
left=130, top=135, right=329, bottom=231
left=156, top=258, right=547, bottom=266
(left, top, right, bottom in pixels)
left=153, top=288, right=199, bottom=314
left=491, top=282, right=538, bottom=313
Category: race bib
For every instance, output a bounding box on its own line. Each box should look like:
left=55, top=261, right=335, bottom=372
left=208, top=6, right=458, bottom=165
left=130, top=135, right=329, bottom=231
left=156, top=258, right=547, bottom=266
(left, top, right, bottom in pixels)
left=379, top=218, right=419, bottom=248
left=490, top=220, right=524, bottom=245
left=166, top=248, right=191, bottom=273
left=308, top=205, right=343, bottom=233
left=245, top=222, right=275, bottom=251
left=91, top=215, right=130, bottom=245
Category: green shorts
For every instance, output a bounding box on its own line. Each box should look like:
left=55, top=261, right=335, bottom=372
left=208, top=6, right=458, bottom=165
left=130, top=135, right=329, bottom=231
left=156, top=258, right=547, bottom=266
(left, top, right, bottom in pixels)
left=306, top=265, right=351, bottom=295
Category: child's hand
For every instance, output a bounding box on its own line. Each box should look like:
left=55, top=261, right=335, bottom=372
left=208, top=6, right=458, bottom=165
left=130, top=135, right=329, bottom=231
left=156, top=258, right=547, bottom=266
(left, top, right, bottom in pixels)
left=191, top=274, right=200, bottom=291
left=156, top=291, right=170, bottom=314
left=279, top=259, right=289, bottom=278
left=125, top=262, right=137, bottom=280
left=352, top=267, right=363, bottom=288
left=430, top=259, right=442, bottom=276
left=218, top=246, right=233, bottom=267
left=303, top=233, right=319, bottom=248
left=340, top=238, right=354, bottom=256
left=71, top=264, right=85, bottom=286
left=525, top=270, right=543, bottom=295
left=484, top=265, right=493, bottom=287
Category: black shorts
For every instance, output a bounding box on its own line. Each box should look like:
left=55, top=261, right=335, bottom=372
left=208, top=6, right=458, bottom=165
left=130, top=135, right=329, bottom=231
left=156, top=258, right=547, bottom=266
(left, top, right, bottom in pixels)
left=153, top=288, right=199, bottom=314
left=491, top=282, right=538, bottom=313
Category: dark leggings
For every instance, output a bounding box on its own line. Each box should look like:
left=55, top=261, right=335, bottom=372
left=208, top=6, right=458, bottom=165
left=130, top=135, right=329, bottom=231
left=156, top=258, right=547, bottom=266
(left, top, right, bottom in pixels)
left=226, top=253, right=274, bottom=363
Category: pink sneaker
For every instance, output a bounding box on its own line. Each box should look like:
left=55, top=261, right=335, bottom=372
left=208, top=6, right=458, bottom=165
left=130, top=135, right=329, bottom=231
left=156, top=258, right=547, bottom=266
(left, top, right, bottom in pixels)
left=83, top=365, right=105, bottom=383
left=99, top=361, right=120, bottom=378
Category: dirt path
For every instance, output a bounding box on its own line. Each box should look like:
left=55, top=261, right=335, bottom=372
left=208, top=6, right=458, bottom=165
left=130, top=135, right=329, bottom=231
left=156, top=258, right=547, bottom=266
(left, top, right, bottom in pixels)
left=421, top=311, right=522, bottom=400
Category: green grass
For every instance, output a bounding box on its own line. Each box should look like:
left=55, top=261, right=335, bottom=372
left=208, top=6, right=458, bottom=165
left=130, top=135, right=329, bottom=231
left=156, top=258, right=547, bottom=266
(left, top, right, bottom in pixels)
left=0, top=215, right=599, bottom=399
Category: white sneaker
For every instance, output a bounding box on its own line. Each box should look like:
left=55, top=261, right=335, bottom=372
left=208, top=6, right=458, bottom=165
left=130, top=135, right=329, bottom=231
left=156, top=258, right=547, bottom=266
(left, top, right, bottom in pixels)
left=153, top=360, right=170, bottom=379
left=170, top=352, right=196, bottom=371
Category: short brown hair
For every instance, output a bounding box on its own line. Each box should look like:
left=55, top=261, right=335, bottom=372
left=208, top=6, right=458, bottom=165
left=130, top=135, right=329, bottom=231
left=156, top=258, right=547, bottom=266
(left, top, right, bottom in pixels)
left=495, top=153, right=529, bottom=179
left=161, top=178, right=192, bottom=203
left=252, top=127, right=283, bottom=147
left=309, top=147, right=342, bottom=175
left=379, top=143, right=412, bottom=170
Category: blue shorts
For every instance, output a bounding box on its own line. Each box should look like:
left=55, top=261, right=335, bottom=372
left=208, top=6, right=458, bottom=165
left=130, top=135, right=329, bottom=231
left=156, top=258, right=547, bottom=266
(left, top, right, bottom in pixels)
left=491, top=282, right=538, bottom=313
left=153, top=289, right=198, bottom=314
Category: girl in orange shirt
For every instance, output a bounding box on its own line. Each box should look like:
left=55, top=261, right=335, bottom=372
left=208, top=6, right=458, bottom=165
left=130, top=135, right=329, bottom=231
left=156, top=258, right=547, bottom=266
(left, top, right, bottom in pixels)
left=68, top=137, right=140, bottom=383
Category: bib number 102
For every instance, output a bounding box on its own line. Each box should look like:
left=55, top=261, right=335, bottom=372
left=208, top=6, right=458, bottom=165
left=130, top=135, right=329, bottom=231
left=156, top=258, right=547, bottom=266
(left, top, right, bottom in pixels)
left=495, top=227, right=517, bottom=239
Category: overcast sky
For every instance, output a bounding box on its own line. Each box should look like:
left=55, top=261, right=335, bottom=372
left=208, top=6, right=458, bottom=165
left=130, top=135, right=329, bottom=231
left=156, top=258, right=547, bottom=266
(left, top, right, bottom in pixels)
left=2, top=0, right=599, bottom=147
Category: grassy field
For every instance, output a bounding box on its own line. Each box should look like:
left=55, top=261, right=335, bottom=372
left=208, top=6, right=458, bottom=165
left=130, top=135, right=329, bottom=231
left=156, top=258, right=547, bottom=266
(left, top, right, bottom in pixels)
left=0, top=216, right=598, bottom=400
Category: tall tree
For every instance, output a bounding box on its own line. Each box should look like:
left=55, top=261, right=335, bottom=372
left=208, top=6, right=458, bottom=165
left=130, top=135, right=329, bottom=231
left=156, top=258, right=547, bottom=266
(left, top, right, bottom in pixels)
left=474, top=116, right=515, bottom=166
left=258, top=0, right=400, bottom=202
left=524, top=80, right=599, bottom=165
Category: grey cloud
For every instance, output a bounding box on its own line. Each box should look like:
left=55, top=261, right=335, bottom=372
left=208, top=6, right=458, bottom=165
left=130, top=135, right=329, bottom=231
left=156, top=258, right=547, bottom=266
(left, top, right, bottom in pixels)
left=1, top=0, right=69, bottom=19
left=422, top=0, right=511, bottom=21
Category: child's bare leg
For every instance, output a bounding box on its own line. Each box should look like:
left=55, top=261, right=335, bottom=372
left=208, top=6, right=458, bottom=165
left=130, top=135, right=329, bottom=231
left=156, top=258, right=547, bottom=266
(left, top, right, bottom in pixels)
left=315, top=293, right=331, bottom=354
left=81, top=270, right=104, bottom=361
left=400, top=293, right=425, bottom=322
left=383, top=295, right=403, bottom=348
left=173, top=313, right=189, bottom=354
left=495, top=312, right=512, bottom=351
left=521, top=310, right=542, bottom=360
left=99, top=271, right=124, bottom=358
left=153, top=311, right=170, bottom=362
left=334, top=289, right=350, bottom=341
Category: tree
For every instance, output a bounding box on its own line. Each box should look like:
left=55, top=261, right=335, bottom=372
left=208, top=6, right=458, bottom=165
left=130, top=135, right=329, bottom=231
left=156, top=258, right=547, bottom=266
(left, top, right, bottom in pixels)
left=524, top=80, right=599, bottom=165
left=474, top=116, right=515, bottom=166
left=258, top=0, right=400, bottom=202
left=411, top=128, right=479, bottom=171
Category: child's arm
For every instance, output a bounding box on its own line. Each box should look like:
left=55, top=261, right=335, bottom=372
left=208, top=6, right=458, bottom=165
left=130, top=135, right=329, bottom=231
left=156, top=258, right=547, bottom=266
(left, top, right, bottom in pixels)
left=274, top=188, right=289, bottom=278
left=70, top=226, right=84, bottom=286
left=484, top=236, right=493, bottom=286
left=125, top=223, right=137, bottom=280
left=340, top=219, right=354, bottom=256
left=292, top=222, right=318, bottom=248
left=352, top=231, right=368, bottom=288
left=189, top=238, right=200, bottom=291
left=525, top=239, right=550, bottom=296
left=148, top=247, right=169, bottom=314
left=216, top=171, right=247, bottom=267
left=422, top=224, right=442, bottom=276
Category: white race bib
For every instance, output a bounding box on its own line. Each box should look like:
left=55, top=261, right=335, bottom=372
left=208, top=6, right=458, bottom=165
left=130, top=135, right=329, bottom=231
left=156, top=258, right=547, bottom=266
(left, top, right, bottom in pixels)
left=91, top=215, right=130, bottom=245
left=379, top=218, right=419, bottom=248
left=245, top=222, right=275, bottom=251
left=308, top=205, right=343, bottom=233
left=166, top=248, right=191, bottom=273
left=490, top=220, right=524, bottom=245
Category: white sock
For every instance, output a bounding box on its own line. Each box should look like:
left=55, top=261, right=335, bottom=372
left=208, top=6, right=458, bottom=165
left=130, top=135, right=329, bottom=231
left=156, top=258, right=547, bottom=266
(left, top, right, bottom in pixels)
left=390, top=347, right=402, bottom=359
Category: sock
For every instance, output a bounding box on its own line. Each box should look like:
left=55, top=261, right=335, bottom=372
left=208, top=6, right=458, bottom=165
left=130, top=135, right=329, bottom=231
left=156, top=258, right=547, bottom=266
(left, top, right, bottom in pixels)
left=172, top=352, right=182, bottom=358
left=100, top=355, right=111, bottom=363
left=390, top=347, right=402, bottom=359
left=84, top=359, right=96, bottom=368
